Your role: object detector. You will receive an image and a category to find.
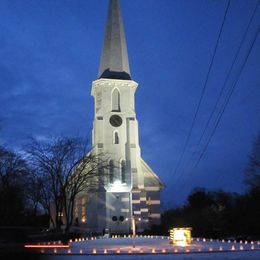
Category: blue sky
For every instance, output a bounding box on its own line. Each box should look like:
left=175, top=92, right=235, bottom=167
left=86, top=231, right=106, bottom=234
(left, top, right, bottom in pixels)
left=0, top=0, right=259, bottom=207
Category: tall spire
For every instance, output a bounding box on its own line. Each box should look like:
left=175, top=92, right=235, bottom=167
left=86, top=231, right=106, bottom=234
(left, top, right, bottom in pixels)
left=98, top=0, right=131, bottom=80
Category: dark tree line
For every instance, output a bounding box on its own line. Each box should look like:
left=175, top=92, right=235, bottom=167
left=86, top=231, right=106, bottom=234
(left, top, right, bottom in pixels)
left=0, top=146, right=29, bottom=225
left=0, top=136, right=109, bottom=235
left=160, top=187, right=260, bottom=239
left=160, top=134, right=260, bottom=240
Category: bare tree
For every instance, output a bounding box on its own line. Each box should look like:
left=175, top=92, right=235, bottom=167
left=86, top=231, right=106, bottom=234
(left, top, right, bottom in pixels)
left=26, top=170, right=46, bottom=217
left=26, top=137, right=109, bottom=233
left=0, top=146, right=28, bottom=189
left=245, top=134, right=260, bottom=190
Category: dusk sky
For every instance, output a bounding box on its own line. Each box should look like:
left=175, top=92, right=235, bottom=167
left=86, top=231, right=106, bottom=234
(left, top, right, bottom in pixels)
left=0, top=0, right=259, bottom=207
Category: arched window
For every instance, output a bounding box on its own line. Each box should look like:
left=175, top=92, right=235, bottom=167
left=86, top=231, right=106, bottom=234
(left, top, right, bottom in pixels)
left=109, top=160, right=114, bottom=183
left=114, top=131, right=119, bottom=144
left=112, top=88, right=120, bottom=111
left=121, top=160, right=126, bottom=183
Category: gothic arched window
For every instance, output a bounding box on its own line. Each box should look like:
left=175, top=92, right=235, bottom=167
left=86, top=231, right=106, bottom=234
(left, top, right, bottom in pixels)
left=112, top=88, right=120, bottom=111
left=109, top=160, right=114, bottom=183
left=121, top=160, right=126, bottom=183
left=114, top=131, right=119, bottom=144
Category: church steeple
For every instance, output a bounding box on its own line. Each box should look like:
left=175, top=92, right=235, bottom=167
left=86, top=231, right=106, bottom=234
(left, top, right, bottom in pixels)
left=98, top=0, right=131, bottom=80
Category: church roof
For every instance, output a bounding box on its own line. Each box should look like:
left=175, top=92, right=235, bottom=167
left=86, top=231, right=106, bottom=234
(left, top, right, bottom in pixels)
left=141, top=158, right=165, bottom=189
left=98, top=0, right=131, bottom=80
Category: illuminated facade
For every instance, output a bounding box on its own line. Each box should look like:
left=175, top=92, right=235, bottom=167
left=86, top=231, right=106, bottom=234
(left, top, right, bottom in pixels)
left=77, top=0, right=164, bottom=234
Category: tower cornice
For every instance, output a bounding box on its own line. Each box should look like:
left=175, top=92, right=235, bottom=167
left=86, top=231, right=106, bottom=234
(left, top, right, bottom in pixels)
left=91, top=78, right=138, bottom=96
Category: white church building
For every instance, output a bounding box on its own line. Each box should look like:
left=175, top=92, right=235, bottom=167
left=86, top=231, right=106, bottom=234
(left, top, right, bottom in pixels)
left=75, top=0, right=164, bottom=234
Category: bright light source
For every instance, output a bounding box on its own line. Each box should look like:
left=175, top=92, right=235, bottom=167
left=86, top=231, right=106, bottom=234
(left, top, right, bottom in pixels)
left=170, top=227, right=192, bottom=247
left=106, top=179, right=129, bottom=192
left=113, top=180, right=121, bottom=186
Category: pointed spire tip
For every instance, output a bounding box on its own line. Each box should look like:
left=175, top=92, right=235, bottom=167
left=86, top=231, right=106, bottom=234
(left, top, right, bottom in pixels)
left=98, top=0, right=131, bottom=80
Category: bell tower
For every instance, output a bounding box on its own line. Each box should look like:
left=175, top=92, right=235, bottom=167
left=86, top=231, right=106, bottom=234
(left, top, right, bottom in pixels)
left=88, top=0, right=164, bottom=234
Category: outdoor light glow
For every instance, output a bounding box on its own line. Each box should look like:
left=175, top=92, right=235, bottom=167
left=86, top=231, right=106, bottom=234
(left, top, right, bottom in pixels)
left=170, top=228, right=192, bottom=247
left=81, top=216, right=86, bottom=223
left=25, top=234, right=260, bottom=256
left=24, top=245, right=70, bottom=249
